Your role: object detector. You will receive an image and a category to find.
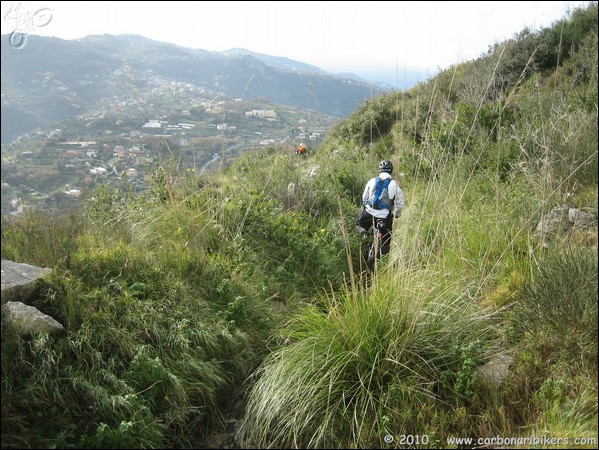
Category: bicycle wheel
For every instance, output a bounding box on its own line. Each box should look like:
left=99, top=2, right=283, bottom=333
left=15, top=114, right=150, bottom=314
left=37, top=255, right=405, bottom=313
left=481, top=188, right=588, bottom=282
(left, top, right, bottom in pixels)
left=367, top=235, right=381, bottom=272
left=367, top=242, right=375, bottom=271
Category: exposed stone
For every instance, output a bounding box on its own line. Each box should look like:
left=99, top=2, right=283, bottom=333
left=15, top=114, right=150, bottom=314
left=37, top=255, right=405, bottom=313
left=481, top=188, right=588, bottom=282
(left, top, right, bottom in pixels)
left=536, top=204, right=571, bottom=236
left=2, top=301, right=64, bottom=336
left=568, top=208, right=597, bottom=229
left=477, top=350, right=514, bottom=387
left=536, top=205, right=598, bottom=248
left=303, top=164, right=320, bottom=179
left=1, top=259, right=52, bottom=304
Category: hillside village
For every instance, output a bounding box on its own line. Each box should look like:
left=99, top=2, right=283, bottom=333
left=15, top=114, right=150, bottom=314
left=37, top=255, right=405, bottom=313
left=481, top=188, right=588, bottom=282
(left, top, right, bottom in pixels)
left=2, top=32, right=375, bottom=216
left=1, top=77, right=336, bottom=214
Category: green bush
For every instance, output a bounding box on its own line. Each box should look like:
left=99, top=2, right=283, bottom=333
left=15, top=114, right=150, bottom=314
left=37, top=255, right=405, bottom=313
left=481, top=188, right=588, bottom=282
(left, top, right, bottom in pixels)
left=509, top=247, right=598, bottom=367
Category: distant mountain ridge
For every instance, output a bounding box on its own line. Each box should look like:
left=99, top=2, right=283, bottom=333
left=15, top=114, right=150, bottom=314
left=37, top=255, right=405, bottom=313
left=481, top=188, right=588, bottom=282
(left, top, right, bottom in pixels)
left=1, top=33, right=388, bottom=144
left=220, top=48, right=329, bottom=76
left=221, top=48, right=390, bottom=85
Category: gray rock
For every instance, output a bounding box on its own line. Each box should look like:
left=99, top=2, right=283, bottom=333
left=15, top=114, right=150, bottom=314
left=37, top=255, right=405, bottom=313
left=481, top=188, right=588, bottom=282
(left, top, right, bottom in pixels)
left=536, top=204, right=571, bottom=235
left=1, top=259, right=52, bottom=304
left=1, top=301, right=64, bottom=336
left=477, top=350, right=514, bottom=387
left=568, top=208, right=597, bottom=229
left=536, top=205, right=598, bottom=248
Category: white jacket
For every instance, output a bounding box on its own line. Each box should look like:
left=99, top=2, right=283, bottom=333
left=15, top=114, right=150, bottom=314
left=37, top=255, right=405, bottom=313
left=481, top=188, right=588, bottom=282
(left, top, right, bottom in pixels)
left=362, top=172, right=404, bottom=219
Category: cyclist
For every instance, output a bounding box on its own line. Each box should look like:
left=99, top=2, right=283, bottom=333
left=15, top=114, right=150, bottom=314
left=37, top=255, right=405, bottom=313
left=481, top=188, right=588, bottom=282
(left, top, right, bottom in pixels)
left=356, top=160, right=404, bottom=261
left=296, top=143, right=308, bottom=155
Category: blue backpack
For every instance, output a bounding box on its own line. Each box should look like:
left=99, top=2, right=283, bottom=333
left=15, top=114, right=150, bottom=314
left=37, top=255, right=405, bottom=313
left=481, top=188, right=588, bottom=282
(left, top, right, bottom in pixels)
left=368, top=177, right=391, bottom=209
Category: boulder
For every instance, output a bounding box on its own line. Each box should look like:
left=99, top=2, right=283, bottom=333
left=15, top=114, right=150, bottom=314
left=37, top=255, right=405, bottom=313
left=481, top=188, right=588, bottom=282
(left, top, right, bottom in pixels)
left=2, top=301, right=64, bottom=336
left=477, top=350, right=514, bottom=387
left=1, top=259, right=52, bottom=304
left=536, top=205, right=598, bottom=248
left=568, top=207, right=597, bottom=229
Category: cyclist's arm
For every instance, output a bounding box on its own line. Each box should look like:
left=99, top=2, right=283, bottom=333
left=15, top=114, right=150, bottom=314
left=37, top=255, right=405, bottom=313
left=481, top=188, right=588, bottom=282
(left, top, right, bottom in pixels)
left=390, top=182, right=404, bottom=217
left=362, top=179, right=374, bottom=205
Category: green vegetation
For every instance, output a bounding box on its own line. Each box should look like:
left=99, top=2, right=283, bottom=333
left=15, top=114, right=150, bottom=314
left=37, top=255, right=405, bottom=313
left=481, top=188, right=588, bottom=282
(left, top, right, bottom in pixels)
left=2, top=3, right=597, bottom=448
left=239, top=271, right=501, bottom=448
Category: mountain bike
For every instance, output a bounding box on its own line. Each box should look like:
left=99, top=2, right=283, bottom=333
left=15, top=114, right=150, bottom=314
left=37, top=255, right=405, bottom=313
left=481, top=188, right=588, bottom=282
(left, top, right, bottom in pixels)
left=365, top=218, right=386, bottom=272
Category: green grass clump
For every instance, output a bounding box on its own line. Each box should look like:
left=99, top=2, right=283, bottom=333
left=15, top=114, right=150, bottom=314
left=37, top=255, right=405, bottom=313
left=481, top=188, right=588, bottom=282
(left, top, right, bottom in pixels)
left=239, top=269, right=500, bottom=448
left=509, top=246, right=598, bottom=365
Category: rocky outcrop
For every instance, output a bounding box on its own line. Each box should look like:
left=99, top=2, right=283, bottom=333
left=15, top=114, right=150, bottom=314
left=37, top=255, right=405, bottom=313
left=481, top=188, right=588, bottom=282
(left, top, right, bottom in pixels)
left=568, top=207, right=597, bottom=229
left=1, top=259, right=52, bottom=304
left=477, top=350, right=514, bottom=387
left=2, top=301, right=64, bottom=336
left=536, top=204, right=597, bottom=248
left=1, top=259, right=64, bottom=337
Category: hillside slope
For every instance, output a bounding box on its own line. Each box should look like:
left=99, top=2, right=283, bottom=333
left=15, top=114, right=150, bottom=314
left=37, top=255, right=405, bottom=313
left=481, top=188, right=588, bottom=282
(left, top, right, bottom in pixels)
left=1, top=34, right=386, bottom=143
left=1, top=3, right=597, bottom=449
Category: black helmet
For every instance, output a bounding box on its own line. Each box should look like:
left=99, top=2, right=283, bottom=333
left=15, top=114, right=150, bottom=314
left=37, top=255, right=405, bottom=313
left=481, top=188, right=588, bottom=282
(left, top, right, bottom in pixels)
left=379, top=160, right=393, bottom=174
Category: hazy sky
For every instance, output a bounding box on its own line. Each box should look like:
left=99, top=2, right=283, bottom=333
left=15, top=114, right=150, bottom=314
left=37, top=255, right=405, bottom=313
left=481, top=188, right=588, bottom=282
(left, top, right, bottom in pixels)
left=1, top=1, right=590, bottom=84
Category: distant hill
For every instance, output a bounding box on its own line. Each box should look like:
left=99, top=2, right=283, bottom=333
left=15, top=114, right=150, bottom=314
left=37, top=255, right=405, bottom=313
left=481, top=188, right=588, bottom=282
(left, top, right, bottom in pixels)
left=0, top=34, right=388, bottom=144
left=221, top=48, right=329, bottom=76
